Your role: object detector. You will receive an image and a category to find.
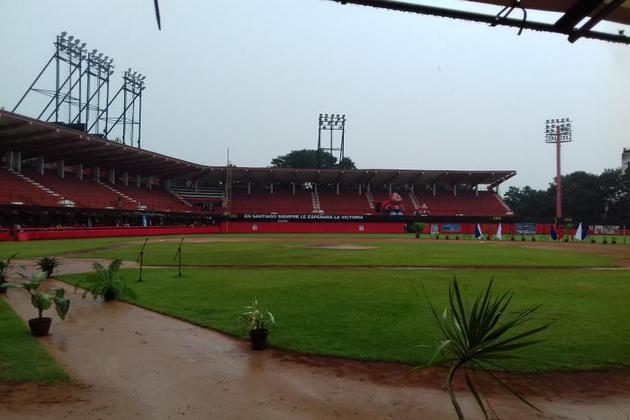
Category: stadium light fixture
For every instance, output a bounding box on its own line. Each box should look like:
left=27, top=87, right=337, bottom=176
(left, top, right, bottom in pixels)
left=545, top=117, right=573, bottom=224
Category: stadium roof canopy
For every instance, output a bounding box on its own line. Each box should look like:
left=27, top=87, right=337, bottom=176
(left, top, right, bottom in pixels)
left=328, top=0, right=630, bottom=44
left=0, top=110, right=515, bottom=187
left=0, top=111, right=207, bottom=179
left=196, top=166, right=516, bottom=188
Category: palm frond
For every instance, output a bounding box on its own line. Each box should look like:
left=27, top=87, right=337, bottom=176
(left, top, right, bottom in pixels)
left=423, top=277, right=551, bottom=419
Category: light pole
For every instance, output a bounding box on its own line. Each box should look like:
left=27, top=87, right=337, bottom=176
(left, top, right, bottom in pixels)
left=545, top=118, right=573, bottom=223
left=317, top=113, right=346, bottom=167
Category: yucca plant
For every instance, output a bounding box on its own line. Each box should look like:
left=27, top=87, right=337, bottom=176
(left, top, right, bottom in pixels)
left=241, top=297, right=277, bottom=350
left=76, top=259, right=137, bottom=301
left=0, top=253, right=17, bottom=294
left=37, top=256, right=60, bottom=278
left=423, top=278, right=551, bottom=420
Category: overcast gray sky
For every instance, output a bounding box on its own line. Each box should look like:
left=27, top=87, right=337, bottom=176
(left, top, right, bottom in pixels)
left=1, top=0, right=628, bottom=191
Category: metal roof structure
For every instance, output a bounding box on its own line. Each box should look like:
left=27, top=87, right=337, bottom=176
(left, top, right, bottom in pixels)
left=328, top=0, right=630, bottom=44
left=0, top=110, right=515, bottom=187
left=198, top=166, right=515, bottom=188
left=0, top=111, right=207, bottom=179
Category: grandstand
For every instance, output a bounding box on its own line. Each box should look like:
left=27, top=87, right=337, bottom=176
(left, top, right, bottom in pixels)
left=0, top=110, right=515, bottom=231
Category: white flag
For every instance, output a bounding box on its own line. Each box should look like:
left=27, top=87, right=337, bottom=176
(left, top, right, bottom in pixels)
left=496, top=223, right=503, bottom=240
left=574, top=223, right=583, bottom=241
left=475, top=224, right=483, bottom=239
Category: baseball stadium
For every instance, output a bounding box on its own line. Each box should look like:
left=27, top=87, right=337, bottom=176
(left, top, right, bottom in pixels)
left=1, top=1, right=629, bottom=419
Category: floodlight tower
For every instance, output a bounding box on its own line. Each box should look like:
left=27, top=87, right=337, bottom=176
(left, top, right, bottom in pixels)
left=13, top=32, right=88, bottom=125
left=317, top=113, right=346, bottom=167
left=74, top=49, right=114, bottom=133
left=545, top=118, right=573, bottom=222
left=105, top=69, right=146, bottom=147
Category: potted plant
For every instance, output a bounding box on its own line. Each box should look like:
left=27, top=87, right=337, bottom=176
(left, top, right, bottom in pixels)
left=241, top=297, right=276, bottom=350
left=414, top=222, right=425, bottom=239
left=0, top=272, right=70, bottom=336
left=0, top=253, right=17, bottom=295
left=76, top=259, right=137, bottom=301
left=37, top=256, right=60, bottom=278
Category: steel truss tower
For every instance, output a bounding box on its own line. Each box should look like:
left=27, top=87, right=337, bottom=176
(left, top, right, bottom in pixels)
left=13, top=32, right=146, bottom=148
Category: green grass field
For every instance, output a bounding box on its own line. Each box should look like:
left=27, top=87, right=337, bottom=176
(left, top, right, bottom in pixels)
left=80, top=239, right=615, bottom=267
left=0, top=298, right=68, bottom=382
left=60, top=267, right=630, bottom=373
left=2, top=233, right=629, bottom=378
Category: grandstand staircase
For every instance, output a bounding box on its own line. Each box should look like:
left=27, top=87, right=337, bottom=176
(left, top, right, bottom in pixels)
left=167, top=189, right=193, bottom=207
left=495, top=193, right=513, bottom=215
left=168, top=186, right=222, bottom=207
left=366, top=190, right=375, bottom=212
left=7, top=168, right=70, bottom=206
left=408, top=191, right=420, bottom=210
left=97, top=181, right=142, bottom=208
left=311, top=190, right=322, bottom=213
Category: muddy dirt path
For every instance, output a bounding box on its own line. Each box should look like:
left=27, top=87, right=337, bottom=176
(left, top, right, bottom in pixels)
left=2, top=259, right=629, bottom=419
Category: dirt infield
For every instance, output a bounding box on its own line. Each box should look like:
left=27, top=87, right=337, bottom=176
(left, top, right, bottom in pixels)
left=1, top=257, right=629, bottom=419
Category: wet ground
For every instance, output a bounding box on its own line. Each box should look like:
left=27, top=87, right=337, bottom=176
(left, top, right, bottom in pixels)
left=2, top=240, right=630, bottom=419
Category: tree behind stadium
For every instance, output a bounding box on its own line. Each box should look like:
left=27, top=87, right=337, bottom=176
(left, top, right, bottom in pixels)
left=271, top=149, right=356, bottom=169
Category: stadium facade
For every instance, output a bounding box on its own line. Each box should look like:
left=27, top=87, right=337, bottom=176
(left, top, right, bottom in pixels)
left=1, top=110, right=520, bottom=238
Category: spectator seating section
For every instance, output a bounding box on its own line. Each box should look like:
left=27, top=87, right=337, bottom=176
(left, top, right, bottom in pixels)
left=412, top=191, right=511, bottom=216
left=28, top=171, right=137, bottom=210
left=113, top=184, right=194, bottom=213
left=1, top=168, right=512, bottom=216
left=318, top=189, right=372, bottom=215
left=230, top=188, right=313, bottom=214
left=0, top=168, right=60, bottom=207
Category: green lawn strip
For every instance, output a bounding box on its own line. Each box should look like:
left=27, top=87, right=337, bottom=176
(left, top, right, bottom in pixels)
left=61, top=268, right=630, bottom=373
left=0, top=234, right=413, bottom=260
left=86, top=240, right=615, bottom=267
left=0, top=298, right=68, bottom=382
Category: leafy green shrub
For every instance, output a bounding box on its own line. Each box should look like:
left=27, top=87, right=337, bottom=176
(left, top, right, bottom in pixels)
left=37, top=256, right=60, bottom=278
left=0, top=253, right=17, bottom=293
left=423, top=278, right=551, bottom=419
left=76, top=259, right=137, bottom=301
left=1, top=272, right=69, bottom=320
left=241, top=297, right=276, bottom=332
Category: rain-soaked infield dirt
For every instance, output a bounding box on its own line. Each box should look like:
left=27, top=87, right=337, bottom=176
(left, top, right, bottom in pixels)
left=2, top=239, right=630, bottom=419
